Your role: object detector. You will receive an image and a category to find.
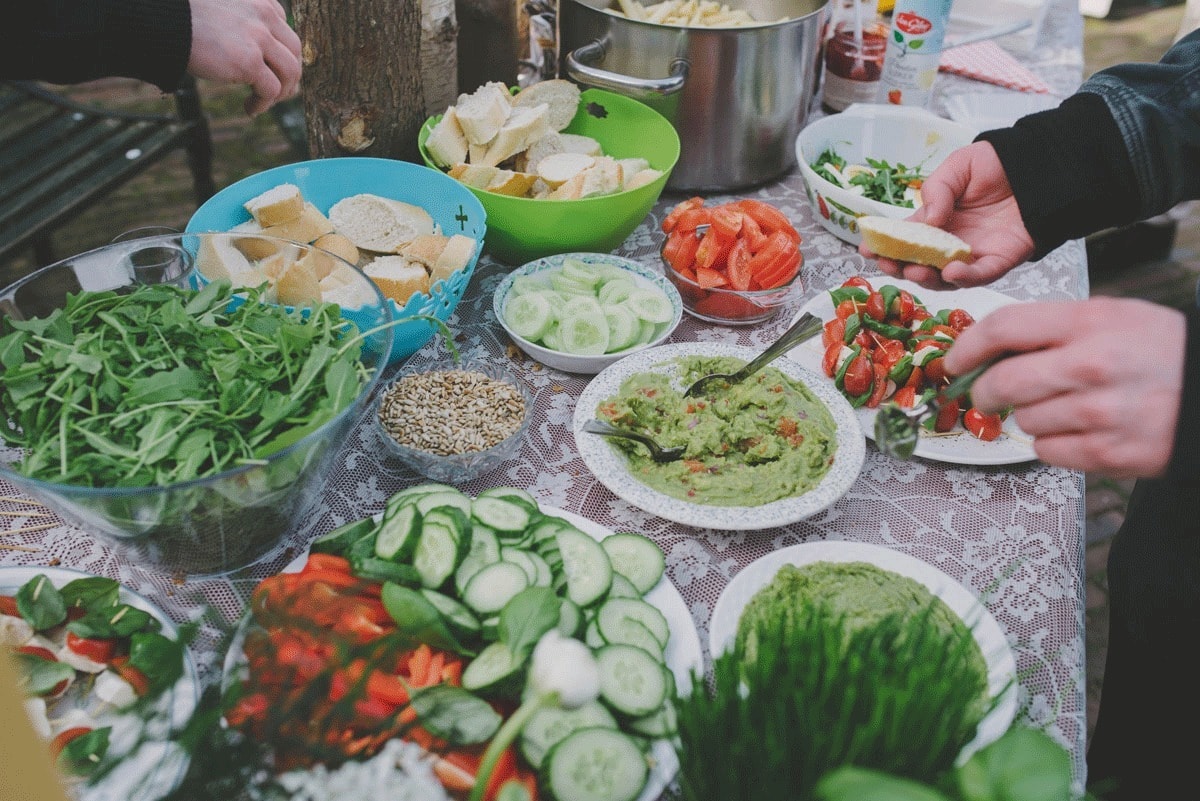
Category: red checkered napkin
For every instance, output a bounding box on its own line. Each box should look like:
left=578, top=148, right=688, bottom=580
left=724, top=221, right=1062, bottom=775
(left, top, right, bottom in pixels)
left=939, top=40, right=1053, bottom=94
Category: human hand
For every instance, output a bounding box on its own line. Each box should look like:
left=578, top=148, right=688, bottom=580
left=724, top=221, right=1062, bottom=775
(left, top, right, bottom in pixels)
left=859, top=142, right=1036, bottom=290
left=944, top=297, right=1186, bottom=478
left=187, top=0, right=302, bottom=116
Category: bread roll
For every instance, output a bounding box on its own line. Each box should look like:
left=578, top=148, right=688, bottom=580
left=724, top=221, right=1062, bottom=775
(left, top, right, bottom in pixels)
left=363, top=256, right=430, bottom=305
left=857, top=216, right=972, bottom=269
left=328, top=194, right=435, bottom=253
left=244, top=183, right=304, bottom=227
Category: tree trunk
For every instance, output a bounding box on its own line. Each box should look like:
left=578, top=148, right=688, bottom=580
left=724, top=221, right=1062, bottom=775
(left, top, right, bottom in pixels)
left=293, top=0, right=424, bottom=162
left=456, top=0, right=521, bottom=93
left=421, top=0, right=460, bottom=114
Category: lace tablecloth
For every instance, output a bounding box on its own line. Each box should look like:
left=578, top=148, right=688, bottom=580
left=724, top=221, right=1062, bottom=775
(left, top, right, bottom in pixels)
left=0, top=0, right=1089, bottom=790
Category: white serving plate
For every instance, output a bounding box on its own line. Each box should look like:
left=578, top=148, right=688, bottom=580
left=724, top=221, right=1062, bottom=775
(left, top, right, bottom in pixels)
left=0, top=566, right=200, bottom=801
left=574, top=342, right=866, bottom=530
left=785, top=278, right=1038, bottom=466
left=708, top=540, right=1018, bottom=763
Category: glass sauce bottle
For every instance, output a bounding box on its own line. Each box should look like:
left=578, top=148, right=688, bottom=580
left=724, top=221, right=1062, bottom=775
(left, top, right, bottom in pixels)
left=822, top=2, right=888, bottom=113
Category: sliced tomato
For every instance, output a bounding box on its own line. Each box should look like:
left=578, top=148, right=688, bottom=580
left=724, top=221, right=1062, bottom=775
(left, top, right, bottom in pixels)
left=736, top=199, right=801, bottom=242
left=893, top=386, right=917, bottom=408
left=964, top=407, right=1003, bottom=441
left=673, top=207, right=712, bottom=233
left=866, top=363, right=891, bottom=408
left=864, top=291, right=887, bottom=321
left=0, top=595, right=18, bottom=617
left=754, top=247, right=801, bottom=289
left=822, top=341, right=843, bottom=377
left=693, top=291, right=760, bottom=321
left=873, top=338, right=907, bottom=371
left=695, top=267, right=728, bottom=289
left=111, top=659, right=151, bottom=696
left=740, top=212, right=768, bottom=251
left=726, top=238, right=753, bottom=291
left=694, top=227, right=733, bottom=272
left=18, top=645, right=58, bottom=661
left=51, top=727, right=93, bottom=757
left=841, top=276, right=873, bottom=291
left=822, top=318, right=846, bottom=349
left=933, top=397, right=962, bottom=433
left=304, top=553, right=352, bottom=574
left=746, top=231, right=794, bottom=285
left=947, top=308, right=976, bottom=332
left=842, top=352, right=874, bottom=397
left=834, top=298, right=861, bottom=322
left=666, top=230, right=702, bottom=275
left=709, top=205, right=744, bottom=240
left=65, top=631, right=118, bottom=664
left=662, top=196, right=704, bottom=233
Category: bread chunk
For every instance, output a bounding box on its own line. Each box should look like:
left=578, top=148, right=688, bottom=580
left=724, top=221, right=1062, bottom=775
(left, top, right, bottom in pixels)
left=329, top=194, right=435, bottom=253
left=456, top=83, right=511, bottom=146
left=261, top=202, right=335, bottom=245
left=511, top=79, right=582, bottom=132
left=477, top=104, right=551, bottom=168
left=229, top=219, right=286, bottom=261
left=857, top=216, right=972, bottom=269
left=430, top=234, right=477, bottom=285
left=363, top=256, right=430, bottom=305
left=425, top=106, right=470, bottom=168
left=244, top=183, right=304, bottom=227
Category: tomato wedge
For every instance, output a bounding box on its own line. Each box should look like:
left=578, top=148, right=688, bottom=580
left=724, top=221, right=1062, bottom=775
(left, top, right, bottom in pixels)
left=735, top=199, right=801, bottom=243
left=51, top=727, right=93, bottom=757
left=66, top=631, right=118, bottom=664
left=662, top=196, right=704, bottom=233
left=726, top=238, right=753, bottom=291
left=0, top=595, right=18, bottom=617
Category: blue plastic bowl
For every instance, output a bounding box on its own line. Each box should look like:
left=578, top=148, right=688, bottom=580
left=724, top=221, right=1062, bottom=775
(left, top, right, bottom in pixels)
left=187, top=157, right=487, bottom=365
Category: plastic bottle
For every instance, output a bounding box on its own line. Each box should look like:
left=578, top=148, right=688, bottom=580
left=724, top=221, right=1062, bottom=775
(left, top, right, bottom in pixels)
left=821, top=0, right=889, bottom=113
left=876, top=0, right=953, bottom=109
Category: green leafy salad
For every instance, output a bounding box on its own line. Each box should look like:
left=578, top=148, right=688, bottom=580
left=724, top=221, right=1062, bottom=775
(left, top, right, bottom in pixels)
left=0, top=280, right=375, bottom=488
left=811, top=147, right=927, bottom=208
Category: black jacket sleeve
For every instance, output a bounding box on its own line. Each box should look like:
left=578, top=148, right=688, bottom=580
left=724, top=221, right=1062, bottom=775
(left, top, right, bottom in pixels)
left=1173, top=306, right=1200, bottom=483
left=1, top=0, right=192, bottom=93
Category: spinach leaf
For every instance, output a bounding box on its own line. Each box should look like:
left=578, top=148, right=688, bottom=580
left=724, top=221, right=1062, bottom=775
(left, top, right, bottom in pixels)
left=16, top=574, right=66, bottom=630
left=498, top=586, right=560, bottom=661
left=408, top=684, right=501, bottom=745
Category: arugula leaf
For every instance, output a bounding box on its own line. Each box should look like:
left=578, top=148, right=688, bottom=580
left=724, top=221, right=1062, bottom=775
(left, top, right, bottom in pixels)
left=498, top=586, right=559, bottom=661
left=408, top=684, right=502, bottom=745
left=16, top=574, right=67, bottom=630
left=14, top=652, right=75, bottom=696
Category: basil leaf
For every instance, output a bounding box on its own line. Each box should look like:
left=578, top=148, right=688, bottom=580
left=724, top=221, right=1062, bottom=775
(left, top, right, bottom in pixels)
left=67, top=604, right=156, bottom=639
left=861, top=315, right=912, bottom=342
left=16, top=574, right=67, bottom=630
left=879, top=284, right=901, bottom=316
left=57, top=727, right=112, bottom=777
left=408, top=684, right=501, bottom=745
left=498, top=587, right=559, bottom=661
left=887, top=354, right=914, bottom=385
left=379, top=583, right=469, bottom=655
left=126, top=631, right=185, bottom=695
left=842, top=314, right=862, bottom=345
left=59, top=577, right=121, bottom=611
left=14, top=652, right=75, bottom=696
left=833, top=344, right=861, bottom=391
left=829, top=286, right=868, bottom=306
left=956, top=727, right=1072, bottom=801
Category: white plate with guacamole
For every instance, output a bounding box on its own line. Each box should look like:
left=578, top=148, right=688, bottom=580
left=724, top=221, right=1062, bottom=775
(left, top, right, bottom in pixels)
left=785, top=278, right=1038, bottom=466
left=708, top=540, right=1018, bottom=762
left=574, top=342, right=865, bottom=530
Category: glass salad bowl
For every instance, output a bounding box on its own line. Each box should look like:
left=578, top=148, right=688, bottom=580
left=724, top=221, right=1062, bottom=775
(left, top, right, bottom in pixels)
left=0, top=233, right=394, bottom=575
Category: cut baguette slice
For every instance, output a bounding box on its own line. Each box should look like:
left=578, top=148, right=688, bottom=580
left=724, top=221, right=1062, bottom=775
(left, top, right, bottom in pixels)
left=578, top=156, right=623, bottom=199
left=312, top=232, right=360, bottom=268
left=401, top=234, right=450, bottom=269
left=559, top=133, right=603, bottom=157
left=243, top=183, right=304, bottom=227
left=477, top=104, right=551, bottom=168
left=513, top=131, right=565, bottom=173
left=456, top=83, right=512, bottom=146
left=363, top=255, right=430, bottom=305
left=329, top=193, right=435, bottom=253
left=449, top=163, right=501, bottom=190
left=229, top=219, right=287, bottom=261
left=425, top=106, right=469, bottom=168
left=511, top=79, right=581, bottom=132
left=857, top=216, right=972, bottom=269
left=275, top=253, right=323, bottom=307
left=431, top=234, right=476, bottom=285
left=486, top=169, right=538, bottom=197
left=261, top=202, right=335, bottom=245
left=537, top=153, right=595, bottom=189
left=197, top=235, right=253, bottom=282
left=623, top=167, right=663, bottom=192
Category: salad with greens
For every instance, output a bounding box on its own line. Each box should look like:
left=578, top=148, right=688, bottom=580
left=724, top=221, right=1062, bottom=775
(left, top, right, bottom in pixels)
left=811, top=147, right=927, bottom=208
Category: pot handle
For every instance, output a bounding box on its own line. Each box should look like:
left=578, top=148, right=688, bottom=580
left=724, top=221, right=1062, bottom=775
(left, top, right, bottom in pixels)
left=565, top=41, right=688, bottom=99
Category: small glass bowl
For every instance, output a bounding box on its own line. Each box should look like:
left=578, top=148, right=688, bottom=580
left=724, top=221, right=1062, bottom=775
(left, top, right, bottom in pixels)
left=373, top=357, right=534, bottom=483
left=660, top=246, right=806, bottom=326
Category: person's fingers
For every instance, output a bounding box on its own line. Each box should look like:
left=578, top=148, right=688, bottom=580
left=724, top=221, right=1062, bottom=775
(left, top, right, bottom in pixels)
left=267, top=8, right=303, bottom=60
left=943, top=302, right=1072, bottom=375
left=939, top=253, right=1019, bottom=287
left=898, top=263, right=952, bottom=288
left=1031, top=430, right=1167, bottom=479
left=967, top=347, right=1087, bottom=413
left=244, top=62, right=282, bottom=115
left=1009, top=391, right=1096, bottom=437
left=263, top=37, right=302, bottom=100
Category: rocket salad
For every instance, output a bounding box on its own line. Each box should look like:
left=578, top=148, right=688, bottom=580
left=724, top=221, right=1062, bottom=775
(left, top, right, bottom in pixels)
left=811, top=148, right=927, bottom=208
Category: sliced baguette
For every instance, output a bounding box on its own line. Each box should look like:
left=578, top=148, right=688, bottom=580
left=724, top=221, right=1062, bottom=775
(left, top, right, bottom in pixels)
left=511, top=79, right=581, bottom=132
left=477, top=104, right=551, bottom=168
left=312, top=232, right=360, bottom=268
left=623, top=167, right=663, bottom=192
left=425, top=106, right=470, bottom=168
left=513, top=131, right=565, bottom=173
left=275, top=253, right=323, bottom=307
left=559, top=133, right=603, bottom=157
left=486, top=170, right=538, bottom=197
left=400, top=234, right=450, bottom=269
left=537, top=152, right=595, bottom=189
left=455, top=83, right=511, bottom=146
left=328, top=194, right=435, bottom=253
left=197, top=235, right=253, bottom=282
left=229, top=219, right=287, bottom=261
left=449, top=163, right=501, bottom=190
left=363, top=255, right=430, bottom=305
left=261, top=202, right=335, bottom=245
left=578, top=156, right=623, bottom=199
left=243, top=183, right=304, bottom=227
left=430, top=234, right=476, bottom=285
left=857, top=216, right=972, bottom=269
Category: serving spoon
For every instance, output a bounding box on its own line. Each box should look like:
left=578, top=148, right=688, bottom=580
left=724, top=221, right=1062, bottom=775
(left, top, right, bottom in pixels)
left=873, top=362, right=991, bottom=459
left=684, top=311, right=824, bottom=398
left=580, top=419, right=687, bottom=463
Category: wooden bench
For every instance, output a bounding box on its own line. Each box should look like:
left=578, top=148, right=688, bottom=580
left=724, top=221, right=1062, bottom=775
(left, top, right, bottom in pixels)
left=0, top=77, right=216, bottom=264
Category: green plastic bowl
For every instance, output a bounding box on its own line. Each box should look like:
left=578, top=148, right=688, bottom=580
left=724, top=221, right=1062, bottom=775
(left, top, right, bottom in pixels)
left=418, top=88, right=680, bottom=265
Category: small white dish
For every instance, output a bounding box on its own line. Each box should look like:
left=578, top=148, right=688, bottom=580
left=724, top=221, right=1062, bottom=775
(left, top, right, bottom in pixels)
left=493, top=252, right=683, bottom=375
left=944, top=92, right=1061, bottom=132
left=574, top=342, right=866, bottom=530
left=708, top=540, right=1018, bottom=763
left=783, top=278, right=1038, bottom=466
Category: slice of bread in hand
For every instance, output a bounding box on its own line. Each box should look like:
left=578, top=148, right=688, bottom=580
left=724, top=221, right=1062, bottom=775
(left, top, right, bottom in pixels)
left=262, top=202, right=335, bottom=245
left=244, top=183, right=304, bottom=227
left=363, top=255, right=430, bottom=305
left=477, top=104, right=551, bottom=168
left=537, top=153, right=595, bottom=188
left=511, top=79, right=581, bottom=132
left=425, top=106, right=470, bottom=168
left=559, top=133, right=603, bottom=157
left=857, top=216, right=972, bottom=269
left=329, top=193, right=435, bottom=253
left=430, top=234, right=476, bottom=285
left=456, top=83, right=512, bottom=146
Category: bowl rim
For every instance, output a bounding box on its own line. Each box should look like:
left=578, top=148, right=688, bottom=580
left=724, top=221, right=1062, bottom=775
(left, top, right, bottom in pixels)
left=0, top=232, right=394, bottom=497
left=372, top=355, right=535, bottom=463
left=492, top=251, right=684, bottom=366
left=417, top=88, right=682, bottom=207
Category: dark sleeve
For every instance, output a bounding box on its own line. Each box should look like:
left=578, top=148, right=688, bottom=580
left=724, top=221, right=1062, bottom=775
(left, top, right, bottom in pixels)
left=1170, top=306, right=1200, bottom=482
left=0, top=0, right=192, bottom=93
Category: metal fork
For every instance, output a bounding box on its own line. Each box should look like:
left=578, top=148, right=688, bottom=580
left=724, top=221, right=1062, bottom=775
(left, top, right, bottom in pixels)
left=873, top=362, right=991, bottom=459
left=580, top=419, right=687, bottom=463
left=683, top=311, right=824, bottom=398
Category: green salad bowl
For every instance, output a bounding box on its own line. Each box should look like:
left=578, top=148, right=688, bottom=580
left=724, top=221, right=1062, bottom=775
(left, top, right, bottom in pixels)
left=418, top=88, right=680, bottom=265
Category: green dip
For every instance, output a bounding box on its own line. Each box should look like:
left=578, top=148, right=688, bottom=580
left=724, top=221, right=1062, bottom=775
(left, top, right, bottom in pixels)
left=735, top=561, right=988, bottom=693
left=596, top=356, right=838, bottom=506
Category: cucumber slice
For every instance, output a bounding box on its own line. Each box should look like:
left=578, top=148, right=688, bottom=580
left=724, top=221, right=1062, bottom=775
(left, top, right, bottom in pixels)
left=472, top=495, right=534, bottom=534
left=386, top=483, right=457, bottom=512
left=585, top=618, right=606, bottom=649
left=634, top=319, right=658, bottom=346
left=415, top=490, right=473, bottom=517
left=542, top=323, right=563, bottom=352
left=423, top=506, right=472, bottom=561
left=596, top=614, right=663, bottom=659
left=597, top=278, right=636, bottom=306
left=626, top=287, right=674, bottom=324
left=505, top=292, right=555, bottom=341
left=463, top=561, right=530, bottom=615
left=553, top=527, right=613, bottom=607
left=413, top=522, right=461, bottom=589
left=420, top=588, right=482, bottom=639
left=560, top=258, right=602, bottom=288
left=455, top=525, right=501, bottom=595
left=626, top=702, right=677, bottom=739
left=605, top=573, right=640, bottom=600
left=520, top=701, right=617, bottom=769
left=310, top=517, right=376, bottom=556
left=544, top=728, right=648, bottom=801
left=597, top=598, right=670, bottom=648
left=477, top=486, right=538, bottom=508
left=527, top=550, right=553, bottom=588
left=600, top=533, right=665, bottom=595
left=559, top=313, right=611, bottom=356
left=558, top=598, right=583, bottom=638
left=595, top=644, right=667, bottom=718
left=375, top=503, right=421, bottom=561
left=550, top=273, right=595, bottom=295
left=604, top=305, right=640, bottom=353
left=501, top=547, right=539, bottom=584
left=462, top=641, right=521, bottom=693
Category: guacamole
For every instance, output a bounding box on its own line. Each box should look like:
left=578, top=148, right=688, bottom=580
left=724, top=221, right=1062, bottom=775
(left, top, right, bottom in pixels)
left=596, top=356, right=838, bottom=506
left=735, top=561, right=988, bottom=691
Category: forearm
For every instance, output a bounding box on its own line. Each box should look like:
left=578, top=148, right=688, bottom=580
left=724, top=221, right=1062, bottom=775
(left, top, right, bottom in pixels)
left=1170, top=306, right=1200, bottom=483
left=0, top=0, right=192, bottom=92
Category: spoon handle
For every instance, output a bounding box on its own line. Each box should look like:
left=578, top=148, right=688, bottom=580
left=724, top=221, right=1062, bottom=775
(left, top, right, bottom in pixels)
left=581, top=419, right=659, bottom=451
left=729, top=312, right=824, bottom=384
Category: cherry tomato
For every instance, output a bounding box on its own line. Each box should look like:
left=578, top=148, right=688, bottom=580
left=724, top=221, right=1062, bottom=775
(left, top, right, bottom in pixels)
left=864, top=291, right=887, bottom=321
left=0, top=595, right=17, bottom=617
left=947, top=308, right=976, bottom=333
left=662, top=196, right=704, bottom=233
left=51, top=727, right=93, bottom=757
left=835, top=298, right=861, bottom=322
left=65, top=632, right=118, bottom=664
left=866, top=363, right=891, bottom=408
left=934, top=397, right=962, bottom=433
left=924, top=356, right=948, bottom=385
left=841, top=276, right=873, bottom=291
left=873, top=338, right=907, bottom=371
left=893, top=386, right=917, bottom=408
left=822, top=341, right=843, bottom=377
left=904, top=365, right=925, bottom=390
left=111, top=659, right=151, bottom=696
left=964, top=407, right=1003, bottom=441
left=842, top=352, right=874, bottom=397
left=822, top=318, right=846, bottom=349
left=891, top=290, right=917, bottom=325
left=911, top=307, right=933, bottom=324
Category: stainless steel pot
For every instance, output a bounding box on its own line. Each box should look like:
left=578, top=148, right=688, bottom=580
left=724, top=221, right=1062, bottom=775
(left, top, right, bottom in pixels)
left=560, top=0, right=829, bottom=191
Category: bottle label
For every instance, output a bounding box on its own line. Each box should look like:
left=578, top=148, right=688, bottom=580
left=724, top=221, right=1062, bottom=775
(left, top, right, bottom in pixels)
left=877, top=0, right=951, bottom=108
left=824, top=72, right=883, bottom=111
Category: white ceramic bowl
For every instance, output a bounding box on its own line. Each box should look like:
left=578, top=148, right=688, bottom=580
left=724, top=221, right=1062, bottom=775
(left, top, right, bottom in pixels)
left=493, top=252, right=683, bottom=375
left=795, top=104, right=978, bottom=246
